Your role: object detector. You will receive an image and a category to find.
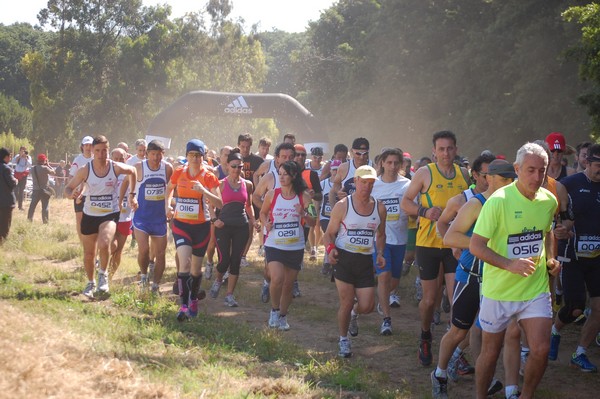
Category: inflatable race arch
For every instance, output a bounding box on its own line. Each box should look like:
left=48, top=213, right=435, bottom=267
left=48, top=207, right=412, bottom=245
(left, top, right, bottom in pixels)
left=148, top=91, right=327, bottom=150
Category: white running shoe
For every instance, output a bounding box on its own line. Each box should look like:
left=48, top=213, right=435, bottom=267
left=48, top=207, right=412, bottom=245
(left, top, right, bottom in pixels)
left=224, top=294, right=239, bottom=307
left=240, top=257, right=250, bottom=268
left=97, top=271, right=109, bottom=293
left=389, top=293, right=401, bottom=308
left=339, top=339, right=352, bottom=358
left=82, top=281, right=95, bottom=298
left=278, top=315, right=290, bottom=331
left=268, top=309, right=280, bottom=328
left=380, top=318, right=392, bottom=336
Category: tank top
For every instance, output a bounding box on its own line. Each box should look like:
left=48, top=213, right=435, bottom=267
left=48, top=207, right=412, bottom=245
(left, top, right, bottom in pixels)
left=83, top=161, right=119, bottom=216
left=320, top=179, right=333, bottom=221
left=417, top=163, right=469, bottom=248
left=462, top=188, right=476, bottom=202
left=171, top=165, right=219, bottom=224
left=302, top=169, right=313, bottom=190
left=268, top=159, right=278, bottom=175
left=117, top=174, right=133, bottom=223
left=372, top=176, right=410, bottom=245
left=134, top=160, right=168, bottom=224
left=305, top=159, right=323, bottom=175
left=264, top=188, right=305, bottom=250
left=335, top=195, right=381, bottom=255
left=341, top=159, right=373, bottom=195
left=219, top=178, right=249, bottom=226
left=456, top=193, right=486, bottom=281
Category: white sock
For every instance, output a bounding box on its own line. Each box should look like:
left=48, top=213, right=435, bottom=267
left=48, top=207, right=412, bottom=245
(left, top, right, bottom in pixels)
left=340, top=336, right=349, bottom=341
left=576, top=346, right=586, bottom=356
left=551, top=325, right=560, bottom=335
left=435, top=366, right=447, bottom=379
left=505, top=385, right=519, bottom=398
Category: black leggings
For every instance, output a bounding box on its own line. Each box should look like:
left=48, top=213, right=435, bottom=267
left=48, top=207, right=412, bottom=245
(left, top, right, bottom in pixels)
left=215, top=224, right=249, bottom=276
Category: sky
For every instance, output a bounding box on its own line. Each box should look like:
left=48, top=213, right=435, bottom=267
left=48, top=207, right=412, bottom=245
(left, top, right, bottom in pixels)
left=0, top=0, right=337, bottom=33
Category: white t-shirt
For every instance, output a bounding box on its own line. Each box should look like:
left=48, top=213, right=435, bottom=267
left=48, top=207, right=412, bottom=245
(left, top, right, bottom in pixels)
left=372, top=176, right=410, bottom=245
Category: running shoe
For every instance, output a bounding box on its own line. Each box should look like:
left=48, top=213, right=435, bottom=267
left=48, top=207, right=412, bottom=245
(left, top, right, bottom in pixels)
left=224, top=294, right=239, bottom=307
left=309, top=248, right=317, bottom=261
left=348, top=313, right=359, bottom=337
left=240, top=257, right=249, bottom=268
left=507, top=393, right=521, bottom=399
left=570, top=352, right=598, bottom=372
left=376, top=302, right=384, bottom=316
left=278, top=315, right=290, bottom=331
left=82, top=281, right=95, bottom=298
left=209, top=280, right=222, bottom=299
left=292, top=280, right=301, bottom=298
left=519, top=351, right=528, bottom=376
left=257, top=245, right=265, bottom=257
left=418, top=339, right=433, bottom=366
left=401, top=260, right=412, bottom=277
left=487, top=378, right=503, bottom=396
left=456, top=353, right=475, bottom=375
left=339, top=339, right=352, bottom=358
left=148, top=261, right=155, bottom=279
left=441, top=288, right=451, bottom=313
left=177, top=305, right=190, bottom=322
left=433, top=309, right=441, bottom=326
left=204, top=261, right=213, bottom=280
left=415, top=276, right=423, bottom=301
left=151, top=283, right=160, bottom=294
left=447, top=354, right=459, bottom=382
left=268, top=309, right=280, bottom=328
left=389, top=293, right=401, bottom=308
left=548, top=333, right=560, bottom=360
left=189, top=299, right=199, bottom=317
left=261, top=281, right=270, bottom=303
left=380, top=318, right=392, bottom=336
left=139, top=274, right=149, bottom=289
left=97, top=271, right=109, bottom=293
left=430, top=370, right=448, bottom=399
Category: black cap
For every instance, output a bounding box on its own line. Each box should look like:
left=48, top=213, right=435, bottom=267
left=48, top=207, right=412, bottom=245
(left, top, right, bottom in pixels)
left=488, top=162, right=517, bottom=178
left=311, top=146, right=324, bottom=156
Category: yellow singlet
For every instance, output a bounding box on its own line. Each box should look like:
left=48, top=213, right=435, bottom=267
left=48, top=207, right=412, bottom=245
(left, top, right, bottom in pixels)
left=417, top=163, right=469, bottom=248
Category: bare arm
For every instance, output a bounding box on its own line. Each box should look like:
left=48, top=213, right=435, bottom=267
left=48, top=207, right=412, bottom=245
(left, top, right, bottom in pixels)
left=252, top=173, right=272, bottom=210
left=443, top=199, right=481, bottom=249
left=299, top=192, right=316, bottom=227
left=437, top=194, right=462, bottom=238
left=260, top=190, right=275, bottom=232
left=323, top=199, right=347, bottom=264
left=253, top=159, right=270, bottom=186
left=329, top=163, right=347, bottom=206
left=64, top=164, right=89, bottom=198
left=375, top=201, right=387, bottom=269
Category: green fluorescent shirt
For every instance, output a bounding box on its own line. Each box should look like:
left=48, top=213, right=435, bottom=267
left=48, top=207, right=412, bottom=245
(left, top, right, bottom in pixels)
left=473, top=182, right=557, bottom=301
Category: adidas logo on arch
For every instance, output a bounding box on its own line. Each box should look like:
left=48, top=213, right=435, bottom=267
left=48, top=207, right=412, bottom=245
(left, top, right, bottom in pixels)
left=224, top=96, right=252, bottom=114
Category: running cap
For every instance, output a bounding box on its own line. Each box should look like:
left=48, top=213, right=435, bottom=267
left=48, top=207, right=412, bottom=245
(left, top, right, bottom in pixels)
left=186, top=139, right=205, bottom=155
left=545, top=132, right=566, bottom=152
left=354, top=165, right=378, bottom=180
left=37, top=153, right=47, bottom=162
left=81, top=136, right=93, bottom=145
left=311, top=146, right=324, bottom=156
left=330, top=159, right=342, bottom=170
left=403, top=152, right=412, bottom=159
left=480, top=149, right=494, bottom=157
left=487, top=161, right=517, bottom=178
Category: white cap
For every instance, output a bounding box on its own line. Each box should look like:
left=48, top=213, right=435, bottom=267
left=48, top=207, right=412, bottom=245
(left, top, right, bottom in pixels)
left=81, top=136, right=93, bottom=145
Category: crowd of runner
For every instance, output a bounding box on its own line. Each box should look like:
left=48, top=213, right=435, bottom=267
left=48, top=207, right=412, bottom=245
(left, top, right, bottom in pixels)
left=1, top=129, right=599, bottom=399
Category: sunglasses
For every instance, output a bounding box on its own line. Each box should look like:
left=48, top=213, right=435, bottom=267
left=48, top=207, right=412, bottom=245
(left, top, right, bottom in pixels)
left=229, top=164, right=243, bottom=169
left=187, top=152, right=203, bottom=158
left=354, top=150, right=369, bottom=156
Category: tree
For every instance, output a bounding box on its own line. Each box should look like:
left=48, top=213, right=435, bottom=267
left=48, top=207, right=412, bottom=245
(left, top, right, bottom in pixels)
left=564, top=2, right=600, bottom=140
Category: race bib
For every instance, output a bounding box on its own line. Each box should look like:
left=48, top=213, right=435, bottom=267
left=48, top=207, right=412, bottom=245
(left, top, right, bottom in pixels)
left=89, top=195, right=113, bottom=214
left=576, top=235, right=600, bottom=258
left=322, top=198, right=331, bottom=217
left=176, top=198, right=200, bottom=220
left=273, top=221, right=300, bottom=245
left=381, top=197, right=400, bottom=221
left=507, top=230, right=543, bottom=262
left=343, top=229, right=374, bottom=253
left=144, top=183, right=165, bottom=201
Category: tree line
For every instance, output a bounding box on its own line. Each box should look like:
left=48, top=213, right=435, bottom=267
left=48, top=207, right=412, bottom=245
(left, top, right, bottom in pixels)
left=1, top=0, right=600, bottom=159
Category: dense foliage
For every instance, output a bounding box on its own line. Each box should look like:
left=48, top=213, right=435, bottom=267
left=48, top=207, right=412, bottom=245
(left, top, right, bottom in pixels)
left=1, top=0, right=599, bottom=160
